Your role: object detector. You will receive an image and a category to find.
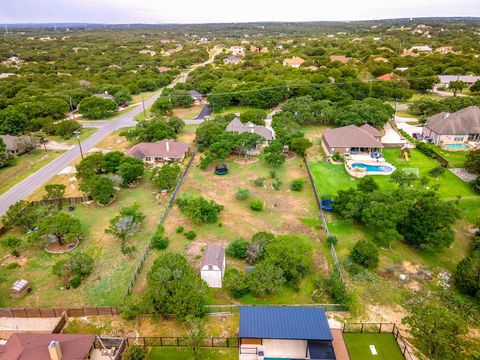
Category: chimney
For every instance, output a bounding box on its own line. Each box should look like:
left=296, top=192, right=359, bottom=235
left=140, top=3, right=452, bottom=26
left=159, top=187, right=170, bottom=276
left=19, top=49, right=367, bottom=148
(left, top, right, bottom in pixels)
left=48, top=341, right=63, bottom=360
left=166, top=140, right=170, bottom=152
left=444, top=112, right=450, bottom=119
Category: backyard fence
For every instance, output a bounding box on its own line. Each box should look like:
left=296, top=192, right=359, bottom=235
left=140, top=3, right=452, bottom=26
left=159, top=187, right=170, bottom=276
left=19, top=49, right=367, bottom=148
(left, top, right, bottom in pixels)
left=303, top=155, right=344, bottom=285
left=94, top=337, right=127, bottom=360
left=204, top=303, right=346, bottom=313
left=127, top=336, right=239, bottom=348
left=30, top=196, right=92, bottom=207
left=124, top=153, right=196, bottom=296
left=0, top=306, right=119, bottom=318
left=51, top=312, right=68, bottom=333
left=343, top=322, right=415, bottom=360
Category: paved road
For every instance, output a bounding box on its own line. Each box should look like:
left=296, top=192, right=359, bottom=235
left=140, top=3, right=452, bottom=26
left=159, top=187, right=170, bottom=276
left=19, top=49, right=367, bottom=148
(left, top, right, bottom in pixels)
left=0, top=50, right=220, bottom=216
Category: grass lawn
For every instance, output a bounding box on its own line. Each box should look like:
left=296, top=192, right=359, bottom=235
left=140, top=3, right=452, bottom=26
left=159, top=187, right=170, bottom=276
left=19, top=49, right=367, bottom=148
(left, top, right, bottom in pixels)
left=395, top=109, right=417, bottom=118
left=213, top=105, right=265, bottom=116
left=148, top=347, right=238, bottom=360
left=343, top=333, right=404, bottom=360
left=434, top=146, right=469, bottom=168
left=133, top=155, right=328, bottom=305
left=172, top=105, right=203, bottom=120
left=49, top=127, right=98, bottom=146
left=0, top=180, right=168, bottom=307
left=0, top=150, right=64, bottom=195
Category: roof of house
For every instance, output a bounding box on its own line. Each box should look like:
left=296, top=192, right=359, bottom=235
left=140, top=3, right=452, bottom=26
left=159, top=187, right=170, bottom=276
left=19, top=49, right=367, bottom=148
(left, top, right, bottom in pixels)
left=322, top=125, right=384, bottom=148
left=0, top=135, right=19, bottom=151
left=189, top=90, right=203, bottom=100
left=376, top=73, right=394, bottom=81
left=425, top=106, right=480, bottom=135
left=126, top=139, right=189, bottom=160
left=239, top=307, right=333, bottom=341
left=360, top=123, right=382, bottom=138
left=224, top=56, right=241, bottom=64
left=0, top=333, right=95, bottom=360
left=201, top=244, right=225, bottom=269
left=438, top=75, right=480, bottom=84
left=94, top=92, right=115, bottom=101
left=283, top=56, right=305, bottom=65
left=329, top=55, right=350, bottom=64
left=226, top=118, right=273, bottom=141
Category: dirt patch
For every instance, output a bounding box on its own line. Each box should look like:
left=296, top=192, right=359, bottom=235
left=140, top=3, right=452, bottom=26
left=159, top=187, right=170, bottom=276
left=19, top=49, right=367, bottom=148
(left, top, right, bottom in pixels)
left=1, top=255, right=28, bottom=267
left=365, top=304, right=408, bottom=330
left=235, top=157, right=259, bottom=164
left=401, top=261, right=420, bottom=274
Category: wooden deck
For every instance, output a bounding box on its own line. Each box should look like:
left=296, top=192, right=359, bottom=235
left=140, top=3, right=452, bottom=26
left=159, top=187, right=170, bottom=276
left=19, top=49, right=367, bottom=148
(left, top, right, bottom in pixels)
left=332, top=329, right=350, bottom=360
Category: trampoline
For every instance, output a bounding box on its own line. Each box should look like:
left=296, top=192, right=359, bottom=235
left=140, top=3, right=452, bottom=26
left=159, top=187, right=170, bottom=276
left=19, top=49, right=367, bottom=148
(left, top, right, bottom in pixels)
left=321, top=195, right=334, bottom=211
left=215, top=163, right=229, bottom=175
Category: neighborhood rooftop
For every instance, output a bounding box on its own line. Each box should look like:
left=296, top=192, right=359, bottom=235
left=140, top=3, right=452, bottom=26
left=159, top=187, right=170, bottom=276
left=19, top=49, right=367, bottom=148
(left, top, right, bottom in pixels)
left=201, top=244, right=225, bottom=269
left=425, top=106, right=480, bottom=135
left=125, top=139, right=189, bottom=160
left=226, top=117, right=273, bottom=141
left=239, top=306, right=333, bottom=341
left=322, top=124, right=384, bottom=149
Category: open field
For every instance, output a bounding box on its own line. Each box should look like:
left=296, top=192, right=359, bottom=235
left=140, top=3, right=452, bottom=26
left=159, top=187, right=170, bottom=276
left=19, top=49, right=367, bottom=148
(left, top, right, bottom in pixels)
left=134, top=154, right=329, bottom=305
left=0, top=150, right=64, bottom=195
left=343, top=333, right=404, bottom=360
left=172, top=105, right=203, bottom=119
left=0, top=180, right=167, bottom=307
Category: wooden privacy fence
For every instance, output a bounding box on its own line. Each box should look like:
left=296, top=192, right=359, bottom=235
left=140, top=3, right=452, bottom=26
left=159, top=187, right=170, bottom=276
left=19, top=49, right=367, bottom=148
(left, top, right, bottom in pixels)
left=0, top=306, right=119, bottom=318
left=343, top=322, right=415, bottom=360
left=128, top=336, right=239, bottom=348
left=124, top=153, right=196, bottom=296
left=30, top=196, right=92, bottom=207
left=52, top=312, right=68, bottom=333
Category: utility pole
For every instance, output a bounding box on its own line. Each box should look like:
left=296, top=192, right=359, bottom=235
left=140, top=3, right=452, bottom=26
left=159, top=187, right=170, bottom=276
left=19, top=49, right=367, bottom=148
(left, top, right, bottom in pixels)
left=73, top=130, right=84, bottom=160
left=54, top=23, right=57, bottom=32
left=4, top=24, right=9, bottom=35
left=141, top=94, right=146, bottom=119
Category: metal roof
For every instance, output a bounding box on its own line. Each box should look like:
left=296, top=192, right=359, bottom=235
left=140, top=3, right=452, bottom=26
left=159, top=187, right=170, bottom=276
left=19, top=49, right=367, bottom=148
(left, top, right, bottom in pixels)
left=201, top=244, right=225, bottom=269
left=239, top=307, right=333, bottom=341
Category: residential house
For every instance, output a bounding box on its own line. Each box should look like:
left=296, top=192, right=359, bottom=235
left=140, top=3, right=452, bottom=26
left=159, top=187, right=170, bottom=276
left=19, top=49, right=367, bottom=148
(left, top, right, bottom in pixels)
left=157, top=66, right=171, bottom=73
left=305, top=65, right=319, bottom=71
left=139, top=49, right=156, bottom=56
left=230, top=46, right=245, bottom=56
left=373, top=56, right=389, bottom=63
left=226, top=118, right=274, bottom=143
left=436, top=46, right=455, bottom=55
left=422, top=106, right=480, bottom=145
left=224, top=56, right=242, bottom=65
left=0, top=135, right=32, bottom=155
left=329, top=55, right=350, bottom=64
left=402, top=46, right=432, bottom=56
left=0, top=73, right=16, bottom=79
left=437, top=75, right=480, bottom=88
left=189, top=90, right=204, bottom=105
left=376, top=73, right=400, bottom=81
left=322, top=124, right=384, bottom=157
left=275, top=44, right=283, bottom=50
left=395, top=67, right=409, bottom=72
left=0, top=333, right=126, bottom=360
left=283, top=56, right=305, bottom=68
left=239, top=307, right=336, bottom=360
left=126, top=139, right=189, bottom=164
left=94, top=91, right=116, bottom=102
left=200, top=244, right=225, bottom=288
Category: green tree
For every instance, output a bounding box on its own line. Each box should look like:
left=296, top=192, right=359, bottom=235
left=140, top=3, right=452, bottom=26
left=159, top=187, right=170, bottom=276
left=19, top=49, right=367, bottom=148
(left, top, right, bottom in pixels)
left=42, top=184, right=66, bottom=201
left=176, top=196, right=224, bottom=224
left=448, top=80, right=467, bottom=96
left=0, top=236, right=21, bottom=255
left=53, top=252, right=94, bottom=287
left=105, top=203, right=145, bottom=246
left=80, top=175, right=115, bottom=205
left=122, top=345, right=148, bottom=360
left=402, top=304, right=467, bottom=360
left=146, top=253, right=207, bottom=320
left=290, top=178, right=305, bottom=191
left=349, top=240, right=379, bottom=269
left=0, top=107, right=28, bottom=135
left=465, top=149, right=480, bottom=174
left=263, top=140, right=285, bottom=167
left=454, top=250, right=480, bottom=298
left=223, top=268, right=249, bottom=298
left=118, top=157, right=144, bottom=186
left=122, top=119, right=177, bottom=143
left=187, top=318, right=205, bottom=360
left=101, top=151, right=125, bottom=173
left=1, top=200, right=39, bottom=231
left=150, top=163, right=181, bottom=190
left=151, top=97, right=173, bottom=115
left=471, top=80, right=480, bottom=93
left=78, top=96, right=118, bottom=120
left=226, top=238, right=249, bottom=259
left=76, top=152, right=104, bottom=180
left=246, top=261, right=285, bottom=296
left=356, top=177, right=379, bottom=193
left=289, top=137, right=312, bottom=155
left=0, top=138, right=15, bottom=168
left=33, top=213, right=82, bottom=246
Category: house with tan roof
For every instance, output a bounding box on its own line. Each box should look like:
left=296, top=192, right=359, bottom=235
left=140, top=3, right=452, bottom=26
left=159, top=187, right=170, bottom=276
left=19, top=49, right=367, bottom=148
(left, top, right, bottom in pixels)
left=322, top=124, right=383, bottom=157
left=422, top=106, right=480, bottom=145
left=329, top=55, right=350, bottom=64
left=283, top=56, right=305, bottom=68
left=126, top=139, right=189, bottom=165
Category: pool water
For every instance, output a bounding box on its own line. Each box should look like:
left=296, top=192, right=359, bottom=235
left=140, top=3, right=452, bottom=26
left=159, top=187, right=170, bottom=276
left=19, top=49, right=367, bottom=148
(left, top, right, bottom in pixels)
left=351, top=163, right=394, bottom=173
left=444, top=144, right=470, bottom=150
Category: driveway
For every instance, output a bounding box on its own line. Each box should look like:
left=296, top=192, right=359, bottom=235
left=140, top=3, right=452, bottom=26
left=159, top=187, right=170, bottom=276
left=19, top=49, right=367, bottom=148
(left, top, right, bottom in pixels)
left=0, top=51, right=220, bottom=216
left=184, top=105, right=212, bottom=125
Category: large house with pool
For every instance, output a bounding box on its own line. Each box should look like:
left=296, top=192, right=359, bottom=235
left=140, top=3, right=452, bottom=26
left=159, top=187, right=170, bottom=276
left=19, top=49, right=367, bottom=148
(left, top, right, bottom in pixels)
left=422, top=106, right=480, bottom=149
left=321, top=124, right=384, bottom=158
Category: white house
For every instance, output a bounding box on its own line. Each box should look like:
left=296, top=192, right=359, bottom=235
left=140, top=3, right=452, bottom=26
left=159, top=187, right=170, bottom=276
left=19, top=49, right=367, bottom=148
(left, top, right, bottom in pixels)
left=200, top=244, right=225, bottom=288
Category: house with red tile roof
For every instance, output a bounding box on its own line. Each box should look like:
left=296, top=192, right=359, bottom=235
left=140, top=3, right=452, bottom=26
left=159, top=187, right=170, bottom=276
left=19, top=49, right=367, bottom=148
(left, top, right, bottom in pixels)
left=125, top=139, right=189, bottom=165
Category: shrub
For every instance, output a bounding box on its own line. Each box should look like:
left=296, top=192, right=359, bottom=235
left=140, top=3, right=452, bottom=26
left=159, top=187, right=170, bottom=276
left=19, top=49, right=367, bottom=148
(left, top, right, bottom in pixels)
left=246, top=261, right=285, bottom=296
left=226, top=238, right=249, bottom=259
left=184, top=231, right=197, bottom=240
left=249, top=199, right=264, bottom=211
left=429, top=166, right=446, bottom=178
left=151, top=228, right=169, bottom=250
left=272, top=179, right=281, bottom=191
left=331, top=152, right=345, bottom=162
left=11, top=249, right=20, bottom=257
left=176, top=196, right=224, bottom=224
left=253, top=177, right=265, bottom=187
left=122, top=344, right=148, bottom=360
left=316, top=273, right=356, bottom=311
left=326, top=235, right=338, bottom=246
left=70, top=276, right=82, bottom=288
left=236, top=188, right=250, bottom=200
left=5, top=262, right=19, bottom=270
left=223, top=268, right=249, bottom=298
left=176, top=225, right=184, bottom=233
left=291, top=178, right=305, bottom=191
left=349, top=240, right=379, bottom=269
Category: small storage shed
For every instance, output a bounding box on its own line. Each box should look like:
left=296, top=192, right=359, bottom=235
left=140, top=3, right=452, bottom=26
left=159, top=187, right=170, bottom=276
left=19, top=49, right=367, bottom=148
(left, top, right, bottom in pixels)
left=200, top=244, right=225, bottom=288
left=10, top=279, right=31, bottom=299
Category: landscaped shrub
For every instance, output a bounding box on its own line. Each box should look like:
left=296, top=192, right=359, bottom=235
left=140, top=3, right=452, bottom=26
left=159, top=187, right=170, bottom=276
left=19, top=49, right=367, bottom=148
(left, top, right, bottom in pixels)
left=151, top=227, right=169, bottom=250
left=245, top=261, right=286, bottom=296
left=253, top=177, right=265, bottom=187
left=5, top=262, right=19, bottom=270
left=325, top=234, right=338, bottom=246
left=331, top=152, right=345, bottom=162
left=429, top=166, right=446, bottom=178
left=70, top=276, right=81, bottom=288
left=236, top=188, right=250, bottom=200
left=176, top=196, right=224, bottom=224
left=349, top=240, right=379, bottom=269
left=290, top=178, right=305, bottom=191
left=122, top=344, right=149, bottom=360
left=272, top=179, right=282, bottom=191
left=223, top=268, right=249, bottom=298
left=316, top=273, right=356, bottom=311
left=249, top=199, right=264, bottom=211
left=226, top=238, right=249, bottom=259
left=176, top=226, right=184, bottom=233
left=184, top=231, right=197, bottom=240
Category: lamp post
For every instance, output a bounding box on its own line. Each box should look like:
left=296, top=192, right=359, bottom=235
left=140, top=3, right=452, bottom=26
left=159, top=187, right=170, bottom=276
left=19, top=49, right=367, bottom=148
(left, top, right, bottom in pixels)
left=141, top=94, right=146, bottom=119
left=73, top=130, right=84, bottom=160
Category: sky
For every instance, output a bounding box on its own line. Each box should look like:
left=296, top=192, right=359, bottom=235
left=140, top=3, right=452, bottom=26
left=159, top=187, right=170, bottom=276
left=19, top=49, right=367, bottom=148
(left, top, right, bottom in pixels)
left=0, top=0, right=479, bottom=24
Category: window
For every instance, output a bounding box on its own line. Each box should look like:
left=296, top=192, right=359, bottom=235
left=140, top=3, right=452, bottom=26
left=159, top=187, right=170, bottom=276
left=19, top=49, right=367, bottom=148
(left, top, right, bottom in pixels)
left=145, top=157, right=151, bottom=161
left=454, top=136, right=464, bottom=142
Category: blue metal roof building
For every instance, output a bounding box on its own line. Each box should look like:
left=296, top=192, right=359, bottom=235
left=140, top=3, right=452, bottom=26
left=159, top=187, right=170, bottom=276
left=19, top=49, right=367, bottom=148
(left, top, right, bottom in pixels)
left=239, top=306, right=333, bottom=341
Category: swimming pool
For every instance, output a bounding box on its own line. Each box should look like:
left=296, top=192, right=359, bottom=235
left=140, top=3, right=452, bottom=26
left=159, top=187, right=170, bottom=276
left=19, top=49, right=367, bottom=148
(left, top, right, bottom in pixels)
left=351, top=162, right=395, bottom=174
left=444, top=144, right=471, bottom=150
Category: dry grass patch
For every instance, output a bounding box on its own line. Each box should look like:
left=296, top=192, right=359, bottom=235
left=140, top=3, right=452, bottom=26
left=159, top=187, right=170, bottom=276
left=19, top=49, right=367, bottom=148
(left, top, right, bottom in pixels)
left=172, top=105, right=203, bottom=120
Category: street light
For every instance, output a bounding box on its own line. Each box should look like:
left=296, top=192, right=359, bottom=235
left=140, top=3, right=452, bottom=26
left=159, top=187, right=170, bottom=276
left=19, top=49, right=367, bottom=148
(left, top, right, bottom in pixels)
left=73, top=130, right=84, bottom=160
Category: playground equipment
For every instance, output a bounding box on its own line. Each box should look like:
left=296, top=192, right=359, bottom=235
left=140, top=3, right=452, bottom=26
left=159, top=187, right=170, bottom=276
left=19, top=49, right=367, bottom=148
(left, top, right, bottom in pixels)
left=401, top=144, right=411, bottom=161
left=320, top=195, right=334, bottom=211
left=215, top=163, right=229, bottom=175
